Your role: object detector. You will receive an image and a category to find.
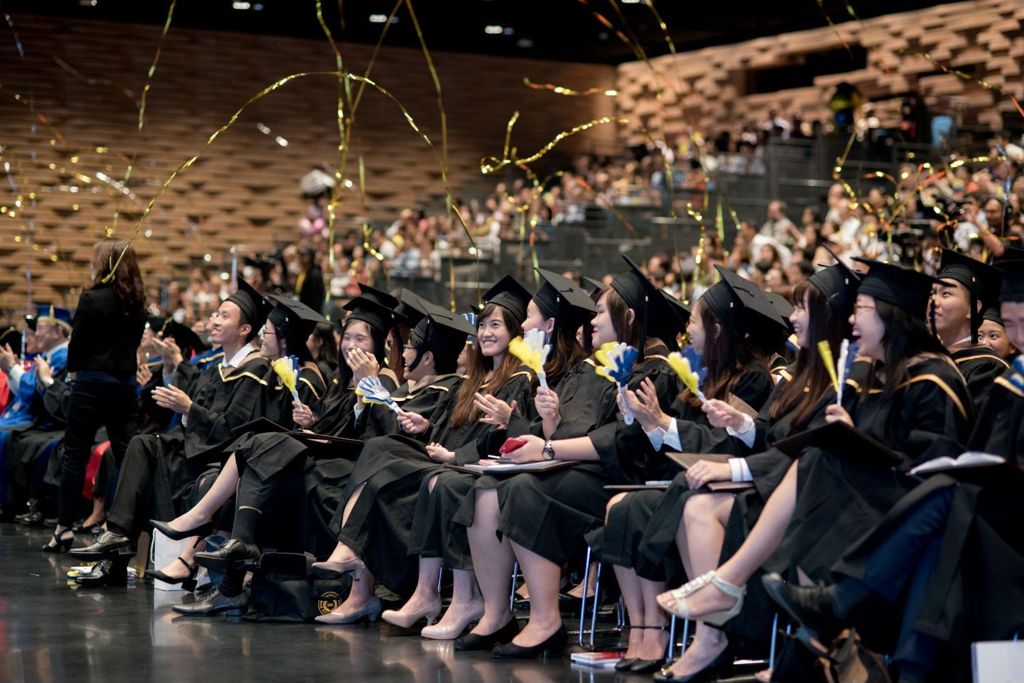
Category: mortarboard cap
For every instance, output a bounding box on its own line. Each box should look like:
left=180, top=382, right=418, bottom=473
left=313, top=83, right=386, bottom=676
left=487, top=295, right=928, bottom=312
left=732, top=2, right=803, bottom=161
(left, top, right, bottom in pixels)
left=268, top=294, right=328, bottom=338
left=481, top=275, right=532, bottom=321
left=809, top=246, right=862, bottom=320
left=146, top=315, right=167, bottom=332
left=396, top=289, right=433, bottom=329
left=937, top=249, right=1002, bottom=307
left=0, top=325, right=22, bottom=354
left=981, top=305, right=1003, bottom=326
left=852, top=258, right=935, bottom=319
left=32, top=304, right=73, bottom=332
left=343, top=295, right=399, bottom=334
left=703, top=267, right=789, bottom=339
left=652, top=291, right=691, bottom=351
left=992, top=246, right=1024, bottom=265
left=411, top=301, right=477, bottom=371
left=226, top=279, right=274, bottom=331
left=610, top=255, right=662, bottom=320
left=533, top=268, right=598, bottom=331
left=161, top=320, right=210, bottom=357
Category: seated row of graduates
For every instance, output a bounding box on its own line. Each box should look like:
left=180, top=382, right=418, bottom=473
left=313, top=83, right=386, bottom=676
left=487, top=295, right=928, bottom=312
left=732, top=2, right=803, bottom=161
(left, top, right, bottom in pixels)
left=68, top=249, right=1023, bottom=679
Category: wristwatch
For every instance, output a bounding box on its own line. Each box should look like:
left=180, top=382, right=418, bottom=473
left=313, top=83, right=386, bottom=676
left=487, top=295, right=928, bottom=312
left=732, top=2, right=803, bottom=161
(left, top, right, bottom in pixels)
left=542, top=440, right=556, bottom=460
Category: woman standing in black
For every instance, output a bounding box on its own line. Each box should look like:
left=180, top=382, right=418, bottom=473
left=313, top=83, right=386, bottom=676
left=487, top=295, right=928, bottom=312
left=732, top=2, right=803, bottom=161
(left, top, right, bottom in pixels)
left=43, top=240, right=146, bottom=552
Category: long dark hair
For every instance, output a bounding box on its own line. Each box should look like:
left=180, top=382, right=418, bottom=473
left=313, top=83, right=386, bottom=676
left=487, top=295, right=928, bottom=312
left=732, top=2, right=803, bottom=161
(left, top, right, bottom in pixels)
left=450, top=302, right=526, bottom=428
left=91, top=240, right=145, bottom=317
left=310, top=322, right=338, bottom=370
left=769, top=281, right=848, bottom=427
left=544, top=316, right=586, bottom=386
left=699, top=301, right=771, bottom=401
left=604, top=288, right=646, bottom=351
left=875, top=299, right=949, bottom=395
left=337, top=317, right=388, bottom=389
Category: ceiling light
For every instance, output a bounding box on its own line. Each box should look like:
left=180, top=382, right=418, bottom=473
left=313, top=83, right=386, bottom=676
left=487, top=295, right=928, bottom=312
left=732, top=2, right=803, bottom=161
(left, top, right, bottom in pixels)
left=484, top=25, right=503, bottom=35
left=232, top=1, right=252, bottom=10
left=369, top=14, right=387, bottom=23
left=503, top=27, right=514, bottom=36
left=622, top=0, right=641, bottom=3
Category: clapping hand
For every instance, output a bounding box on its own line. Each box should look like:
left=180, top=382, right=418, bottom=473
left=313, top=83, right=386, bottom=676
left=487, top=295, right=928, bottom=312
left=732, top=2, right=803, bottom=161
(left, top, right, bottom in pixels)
left=474, top=393, right=515, bottom=428
left=152, top=385, right=193, bottom=414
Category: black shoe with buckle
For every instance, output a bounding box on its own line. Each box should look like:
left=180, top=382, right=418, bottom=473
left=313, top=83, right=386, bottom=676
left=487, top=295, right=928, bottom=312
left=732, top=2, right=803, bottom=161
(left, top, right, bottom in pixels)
left=194, top=538, right=260, bottom=571
left=172, top=587, right=251, bottom=617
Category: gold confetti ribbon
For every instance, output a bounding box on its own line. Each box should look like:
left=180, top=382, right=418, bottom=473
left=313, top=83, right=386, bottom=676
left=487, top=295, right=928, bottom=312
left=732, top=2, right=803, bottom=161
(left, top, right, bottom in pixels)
left=900, top=50, right=1024, bottom=119
left=102, top=70, right=463, bottom=281
left=522, top=78, right=618, bottom=97
left=480, top=114, right=626, bottom=175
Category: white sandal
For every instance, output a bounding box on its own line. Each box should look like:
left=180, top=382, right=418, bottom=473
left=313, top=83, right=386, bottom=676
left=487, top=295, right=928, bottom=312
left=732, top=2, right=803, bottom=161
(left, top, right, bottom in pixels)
left=656, top=571, right=746, bottom=626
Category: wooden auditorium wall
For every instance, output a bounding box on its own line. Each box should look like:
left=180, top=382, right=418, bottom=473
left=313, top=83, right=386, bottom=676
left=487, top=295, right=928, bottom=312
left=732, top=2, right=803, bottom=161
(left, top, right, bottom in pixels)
left=0, top=15, right=617, bottom=311
left=615, top=0, right=1024, bottom=146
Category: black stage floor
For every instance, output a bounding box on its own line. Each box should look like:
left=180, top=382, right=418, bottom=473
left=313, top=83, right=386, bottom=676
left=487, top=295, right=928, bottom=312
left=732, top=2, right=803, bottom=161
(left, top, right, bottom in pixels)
left=0, top=524, right=626, bottom=683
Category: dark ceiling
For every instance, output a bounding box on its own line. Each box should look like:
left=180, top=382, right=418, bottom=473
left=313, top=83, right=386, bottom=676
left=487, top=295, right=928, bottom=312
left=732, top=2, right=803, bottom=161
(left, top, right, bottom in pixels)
left=6, top=0, right=957, bottom=64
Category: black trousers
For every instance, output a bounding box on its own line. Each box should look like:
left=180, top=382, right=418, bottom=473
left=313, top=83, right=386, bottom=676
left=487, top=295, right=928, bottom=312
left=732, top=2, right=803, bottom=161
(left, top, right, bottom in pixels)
left=58, top=380, right=139, bottom=527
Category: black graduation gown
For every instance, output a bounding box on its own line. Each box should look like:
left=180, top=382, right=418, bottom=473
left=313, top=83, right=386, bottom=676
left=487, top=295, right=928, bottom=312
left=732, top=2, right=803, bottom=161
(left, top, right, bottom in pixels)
left=417, top=359, right=618, bottom=572
left=950, top=345, right=1008, bottom=415
left=595, top=362, right=775, bottom=581
left=780, top=354, right=971, bottom=582
left=831, top=367, right=1024, bottom=683
left=451, top=348, right=683, bottom=569
left=299, top=373, right=450, bottom=557
left=107, top=352, right=272, bottom=536
left=8, top=368, right=73, bottom=505
left=336, top=369, right=532, bottom=594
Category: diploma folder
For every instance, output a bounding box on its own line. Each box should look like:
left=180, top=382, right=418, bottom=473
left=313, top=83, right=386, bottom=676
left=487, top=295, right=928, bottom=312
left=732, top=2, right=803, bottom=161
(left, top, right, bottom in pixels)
left=772, top=421, right=902, bottom=465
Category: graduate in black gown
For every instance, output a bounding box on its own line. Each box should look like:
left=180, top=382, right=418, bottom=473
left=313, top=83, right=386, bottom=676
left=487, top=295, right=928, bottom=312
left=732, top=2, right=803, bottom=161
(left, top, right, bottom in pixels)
left=653, top=260, right=971, bottom=680
left=621, top=262, right=859, bottom=680
left=71, top=279, right=275, bottom=561
left=142, top=294, right=328, bottom=589
left=378, top=269, right=595, bottom=641
left=599, top=263, right=844, bottom=675
left=454, top=256, right=684, bottom=658
left=764, top=258, right=1024, bottom=683
left=312, top=277, right=535, bottom=625
left=930, top=249, right=1008, bottom=411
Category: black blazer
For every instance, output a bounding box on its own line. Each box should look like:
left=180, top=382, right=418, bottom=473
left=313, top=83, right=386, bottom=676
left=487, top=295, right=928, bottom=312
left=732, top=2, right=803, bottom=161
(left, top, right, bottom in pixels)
left=67, top=284, right=146, bottom=380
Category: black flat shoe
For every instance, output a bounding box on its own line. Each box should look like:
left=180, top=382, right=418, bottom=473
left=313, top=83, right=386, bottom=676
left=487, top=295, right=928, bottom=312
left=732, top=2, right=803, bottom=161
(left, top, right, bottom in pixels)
left=761, top=573, right=842, bottom=644
left=653, top=643, right=734, bottom=682
left=194, top=538, right=260, bottom=571
left=614, top=657, right=639, bottom=671
left=631, top=658, right=666, bottom=673
left=71, top=530, right=131, bottom=559
left=454, top=617, right=520, bottom=651
left=145, top=555, right=198, bottom=592
left=42, top=528, right=74, bottom=553
left=172, top=587, right=251, bottom=617
left=150, top=519, right=213, bottom=541
left=492, top=625, right=567, bottom=659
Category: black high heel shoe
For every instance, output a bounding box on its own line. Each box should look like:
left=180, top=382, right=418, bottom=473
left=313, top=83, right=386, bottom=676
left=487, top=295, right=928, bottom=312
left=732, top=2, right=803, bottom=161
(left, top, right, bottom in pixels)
left=75, top=552, right=132, bottom=588
left=42, top=528, right=74, bottom=553
left=491, top=624, right=568, bottom=659
left=454, top=617, right=520, bottom=651
left=72, top=518, right=106, bottom=535
left=145, top=555, right=199, bottom=592
left=150, top=519, right=213, bottom=541
left=624, top=624, right=669, bottom=673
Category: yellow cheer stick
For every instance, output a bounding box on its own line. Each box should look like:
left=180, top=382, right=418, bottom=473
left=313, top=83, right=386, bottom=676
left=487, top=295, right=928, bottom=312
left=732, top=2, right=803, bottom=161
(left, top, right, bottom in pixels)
left=817, top=340, right=840, bottom=393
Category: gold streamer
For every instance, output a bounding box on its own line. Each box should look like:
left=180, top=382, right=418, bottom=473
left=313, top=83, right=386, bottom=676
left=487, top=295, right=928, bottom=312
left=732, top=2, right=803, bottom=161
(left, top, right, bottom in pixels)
left=480, top=115, right=626, bottom=175
left=102, top=70, right=468, bottom=282
left=523, top=78, right=618, bottom=97
left=900, top=50, right=1024, bottom=119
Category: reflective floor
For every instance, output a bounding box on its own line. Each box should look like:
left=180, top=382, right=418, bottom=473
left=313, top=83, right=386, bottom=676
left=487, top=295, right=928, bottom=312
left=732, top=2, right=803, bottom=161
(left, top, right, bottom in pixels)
left=1, top=524, right=632, bottom=683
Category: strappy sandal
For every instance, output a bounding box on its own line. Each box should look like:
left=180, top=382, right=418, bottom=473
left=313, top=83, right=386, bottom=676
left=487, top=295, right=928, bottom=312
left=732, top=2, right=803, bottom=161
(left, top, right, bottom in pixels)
left=656, top=571, right=746, bottom=626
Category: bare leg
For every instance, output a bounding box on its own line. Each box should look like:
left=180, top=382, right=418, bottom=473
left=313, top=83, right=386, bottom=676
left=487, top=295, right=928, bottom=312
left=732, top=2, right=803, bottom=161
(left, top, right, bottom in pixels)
left=659, top=462, right=798, bottom=619
left=387, top=556, right=444, bottom=621
left=156, top=456, right=241, bottom=577
left=322, top=566, right=377, bottom=617
left=637, top=579, right=669, bottom=659
left=663, top=492, right=735, bottom=676
left=466, top=489, right=516, bottom=635
left=428, top=568, right=484, bottom=635
left=167, top=455, right=239, bottom=531
left=509, top=542, right=562, bottom=647
left=81, top=496, right=105, bottom=528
